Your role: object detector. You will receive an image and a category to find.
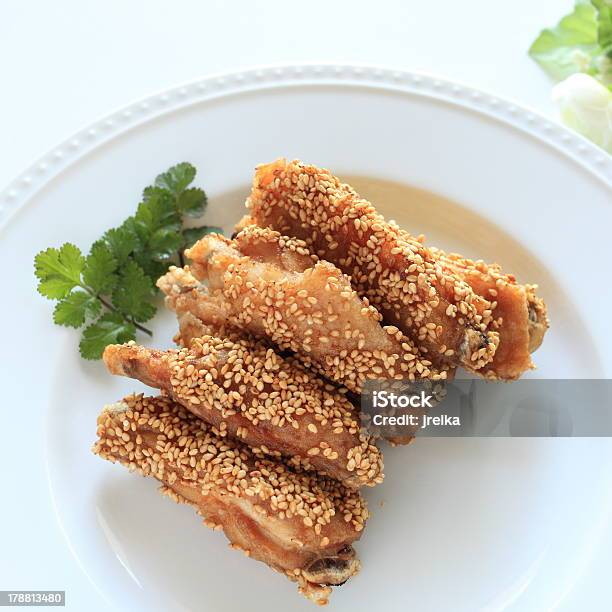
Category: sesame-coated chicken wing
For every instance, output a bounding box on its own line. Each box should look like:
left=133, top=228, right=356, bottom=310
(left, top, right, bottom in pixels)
left=245, top=159, right=502, bottom=374
left=157, top=265, right=249, bottom=346
left=173, top=226, right=449, bottom=393
left=93, top=395, right=367, bottom=605
left=174, top=310, right=243, bottom=348
left=431, top=250, right=549, bottom=380
left=103, top=338, right=384, bottom=489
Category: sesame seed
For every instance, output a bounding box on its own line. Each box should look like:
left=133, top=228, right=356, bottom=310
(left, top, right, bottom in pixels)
left=165, top=224, right=450, bottom=392
left=94, top=394, right=369, bottom=546
left=245, top=159, right=509, bottom=374
left=103, top=339, right=384, bottom=489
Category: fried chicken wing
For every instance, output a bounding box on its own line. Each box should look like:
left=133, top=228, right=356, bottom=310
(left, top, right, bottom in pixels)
left=173, top=226, right=449, bottom=392
left=93, top=395, right=367, bottom=604
left=157, top=265, right=249, bottom=345
left=103, top=338, right=383, bottom=488
left=432, top=250, right=549, bottom=380
left=245, top=159, right=501, bottom=374
left=174, top=310, right=240, bottom=347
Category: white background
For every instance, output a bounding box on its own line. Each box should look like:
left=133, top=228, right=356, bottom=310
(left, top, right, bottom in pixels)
left=3, top=1, right=608, bottom=611
left=2, top=0, right=574, bottom=190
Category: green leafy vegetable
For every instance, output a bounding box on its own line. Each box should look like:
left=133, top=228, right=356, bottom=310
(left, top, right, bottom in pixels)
left=102, top=225, right=138, bottom=265
left=53, top=291, right=100, bottom=327
left=593, top=0, right=612, bottom=55
left=177, top=188, right=208, bottom=217
left=134, top=188, right=182, bottom=266
left=112, top=261, right=156, bottom=323
left=529, top=2, right=600, bottom=81
left=530, top=2, right=612, bottom=151
left=79, top=313, right=136, bottom=360
left=35, top=243, right=85, bottom=299
left=34, top=162, right=222, bottom=359
left=83, top=243, right=118, bottom=294
left=529, top=1, right=612, bottom=84
left=155, top=162, right=196, bottom=194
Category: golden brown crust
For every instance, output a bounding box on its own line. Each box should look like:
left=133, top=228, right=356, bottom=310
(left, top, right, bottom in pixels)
left=525, top=284, right=549, bottom=354
left=157, top=266, right=244, bottom=346
left=246, top=159, right=500, bottom=373
left=433, top=250, right=549, bottom=380
left=174, top=310, right=247, bottom=348
left=103, top=339, right=384, bottom=488
left=174, top=226, right=450, bottom=391
left=93, top=395, right=366, bottom=604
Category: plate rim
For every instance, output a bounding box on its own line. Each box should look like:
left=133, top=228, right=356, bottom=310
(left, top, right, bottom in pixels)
left=1, top=62, right=610, bottom=234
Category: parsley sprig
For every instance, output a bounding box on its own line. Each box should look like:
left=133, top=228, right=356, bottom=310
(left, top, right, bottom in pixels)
left=34, top=163, right=221, bottom=360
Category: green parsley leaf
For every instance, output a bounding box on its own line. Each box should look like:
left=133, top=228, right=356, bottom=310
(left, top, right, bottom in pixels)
left=53, top=291, right=101, bottom=327
left=177, top=187, right=208, bottom=217
left=79, top=312, right=136, bottom=360
left=131, top=253, right=169, bottom=285
left=82, top=242, right=118, bottom=294
left=136, top=189, right=181, bottom=235
left=529, top=2, right=600, bottom=81
left=120, top=217, right=147, bottom=253
left=113, top=261, right=156, bottom=322
left=34, top=162, right=215, bottom=360
left=149, top=228, right=184, bottom=261
left=102, top=225, right=138, bottom=265
left=132, top=188, right=183, bottom=269
left=154, top=162, right=196, bottom=195
left=182, top=226, right=224, bottom=250
left=35, top=243, right=85, bottom=299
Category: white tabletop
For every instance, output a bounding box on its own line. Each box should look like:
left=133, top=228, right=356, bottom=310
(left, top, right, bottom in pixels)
left=3, top=1, right=607, bottom=610
left=2, top=0, right=572, bottom=190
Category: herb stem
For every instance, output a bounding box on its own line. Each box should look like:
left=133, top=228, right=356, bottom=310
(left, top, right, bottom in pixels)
left=127, top=314, right=153, bottom=337
left=136, top=324, right=154, bottom=337
left=95, top=294, right=113, bottom=310
left=82, top=285, right=153, bottom=336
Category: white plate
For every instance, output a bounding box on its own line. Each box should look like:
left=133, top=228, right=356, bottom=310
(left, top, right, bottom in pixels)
left=2, top=65, right=612, bottom=612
